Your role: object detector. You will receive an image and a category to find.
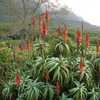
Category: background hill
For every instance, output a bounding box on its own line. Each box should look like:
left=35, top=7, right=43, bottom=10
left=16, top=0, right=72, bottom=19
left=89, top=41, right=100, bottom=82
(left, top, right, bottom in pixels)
left=50, top=7, right=100, bottom=33
left=0, top=0, right=100, bottom=38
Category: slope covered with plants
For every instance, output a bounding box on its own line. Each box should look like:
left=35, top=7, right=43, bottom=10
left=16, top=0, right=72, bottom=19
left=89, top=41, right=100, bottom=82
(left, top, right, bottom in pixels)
left=0, top=22, right=100, bottom=100
left=0, top=0, right=100, bottom=100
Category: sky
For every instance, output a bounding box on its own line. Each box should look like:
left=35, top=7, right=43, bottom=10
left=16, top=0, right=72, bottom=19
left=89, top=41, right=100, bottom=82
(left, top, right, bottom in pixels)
left=49, top=0, right=100, bottom=26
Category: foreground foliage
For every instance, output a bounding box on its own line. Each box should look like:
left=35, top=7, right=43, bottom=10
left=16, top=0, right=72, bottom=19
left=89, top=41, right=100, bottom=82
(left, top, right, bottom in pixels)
left=0, top=35, right=100, bottom=100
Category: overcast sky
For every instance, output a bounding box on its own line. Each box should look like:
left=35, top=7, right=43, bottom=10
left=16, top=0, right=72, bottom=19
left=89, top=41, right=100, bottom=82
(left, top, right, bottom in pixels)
left=49, top=0, right=100, bottom=26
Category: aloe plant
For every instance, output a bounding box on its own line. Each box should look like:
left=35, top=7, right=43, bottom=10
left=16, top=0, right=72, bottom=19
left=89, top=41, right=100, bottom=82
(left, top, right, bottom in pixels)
left=82, top=61, right=94, bottom=86
left=69, top=81, right=88, bottom=100
left=93, top=57, right=100, bottom=83
left=2, top=81, right=16, bottom=100
left=88, top=87, right=100, bottom=100
left=26, top=78, right=43, bottom=100
left=42, top=83, right=55, bottom=100
left=47, top=57, right=70, bottom=84
left=33, top=56, right=47, bottom=79
left=55, top=41, right=70, bottom=57
left=59, top=93, right=73, bottom=100
left=0, top=33, right=100, bottom=100
left=74, top=57, right=94, bottom=87
left=33, top=40, right=49, bottom=58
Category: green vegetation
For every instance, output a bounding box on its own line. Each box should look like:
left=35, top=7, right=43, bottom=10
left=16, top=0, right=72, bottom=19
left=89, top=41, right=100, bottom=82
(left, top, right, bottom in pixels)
left=0, top=34, right=99, bottom=100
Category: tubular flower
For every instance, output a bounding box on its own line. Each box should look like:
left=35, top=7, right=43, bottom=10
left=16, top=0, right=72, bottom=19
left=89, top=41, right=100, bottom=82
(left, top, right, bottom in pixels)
left=43, top=21, right=48, bottom=35
left=80, top=57, right=85, bottom=74
left=76, top=30, right=82, bottom=45
left=55, top=80, right=62, bottom=95
left=85, top=32, right=90, bottom=48
left=16, top=72, right=21, bottom=87
left=41, top=21, right=48, bottom=38
left=96, top=40, right=99, bottom=54
left=63, top=25, right=68, bottom=43
left=39, top=15, right=48, bottom=39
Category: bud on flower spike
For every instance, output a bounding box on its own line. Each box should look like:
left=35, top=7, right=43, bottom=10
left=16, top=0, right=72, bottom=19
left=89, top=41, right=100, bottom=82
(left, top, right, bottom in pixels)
left=55, top=80, right=62, bottom=95
left=16, top=72, right=22, bottom=87
left=85, top=32, right=90, bottom=48
left=80, top=56, right=85, bottom=74
left=63, top=25, right=68, bottom=43
left=76, top=29, right=82, bottom=45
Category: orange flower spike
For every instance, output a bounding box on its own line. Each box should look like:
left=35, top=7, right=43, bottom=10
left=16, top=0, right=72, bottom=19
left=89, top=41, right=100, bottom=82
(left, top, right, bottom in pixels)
left=16, top=72, right=21, bottom=87
left=41, top=21, right=48, bottom=38
left=86, top=32, right=90, bottom=48
left=55, top=80, right=62, bottom=95
left=80, top=57, right=85, bottom=74
left=39, top=15, right=47, bottom=39
left=76, top=29, right=82, bottom=45
left=43, top=22, right=48, bottom=34
left=63, top=25, right=68, bottom=43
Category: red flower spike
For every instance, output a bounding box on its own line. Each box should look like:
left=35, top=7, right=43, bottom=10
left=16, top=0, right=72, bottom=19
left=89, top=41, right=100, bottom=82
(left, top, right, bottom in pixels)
left=76, top=30, right=82, bottom=45
left=41, top=22, right=48, bottom=38
left=86, top=32, right=90, bottom=48
left=55, top=80, right=62, bottom=95
left=43, top=21, right=48, bottom=35
left=39, top=15, right=48, bottom=39
left=63, top=25, right=68, bottom=43
left=16, top=72, right=21, bottom=87
left=80, top=57, right=85, bottom=74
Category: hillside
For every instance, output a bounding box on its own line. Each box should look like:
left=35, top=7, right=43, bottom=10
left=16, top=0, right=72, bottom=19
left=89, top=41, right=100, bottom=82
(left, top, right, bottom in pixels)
left=0, top=0, right=100, bottom=38
left=50, top=7, right=100, bottom=33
